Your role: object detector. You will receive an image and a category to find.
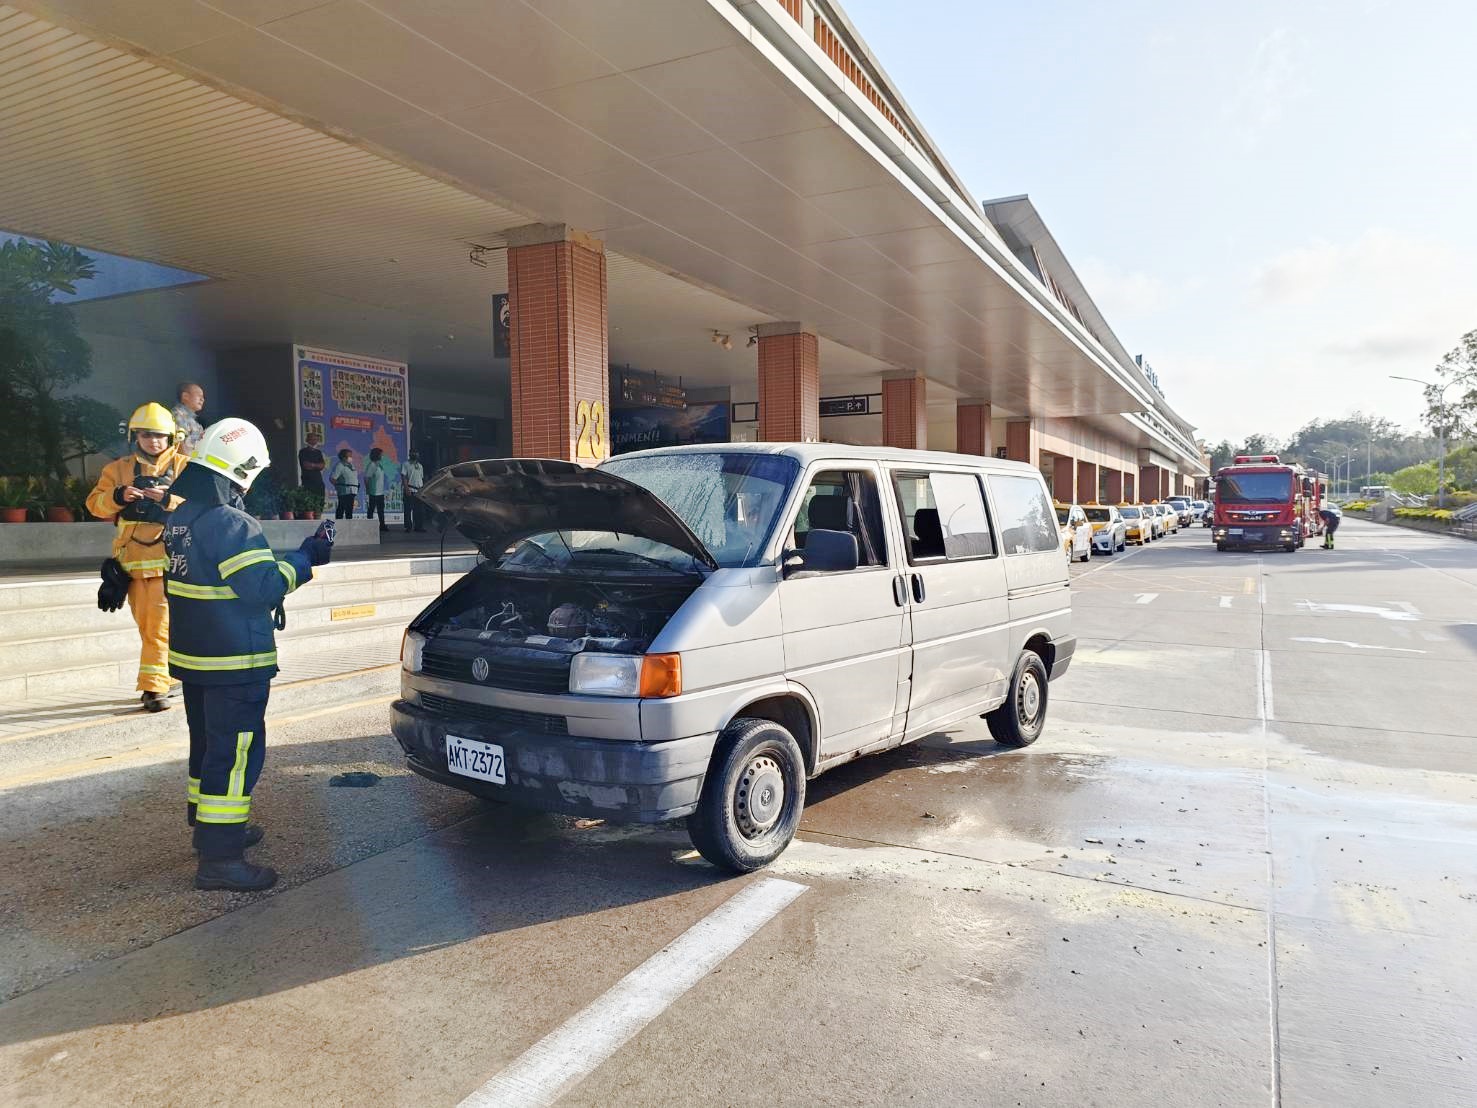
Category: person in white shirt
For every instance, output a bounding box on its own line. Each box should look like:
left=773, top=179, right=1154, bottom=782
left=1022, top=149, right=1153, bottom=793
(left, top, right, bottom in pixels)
left=401, top=450, right=427, bottom=533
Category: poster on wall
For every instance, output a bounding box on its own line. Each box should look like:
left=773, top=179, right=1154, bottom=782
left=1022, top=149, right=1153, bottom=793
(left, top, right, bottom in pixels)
left=611, top=401, right=729, bottom=454
left=295, top=345, right=410, bottom=525
left=492, top=293, right=510, bottom=359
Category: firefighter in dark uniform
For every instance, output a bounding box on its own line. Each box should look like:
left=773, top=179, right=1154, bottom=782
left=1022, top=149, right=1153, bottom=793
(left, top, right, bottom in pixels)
left=164, top=417, right=333, bottom=891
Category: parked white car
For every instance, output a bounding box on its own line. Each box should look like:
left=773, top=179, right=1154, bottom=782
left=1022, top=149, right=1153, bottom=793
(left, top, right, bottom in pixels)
left=1084, top=505, right=1126, bottom=554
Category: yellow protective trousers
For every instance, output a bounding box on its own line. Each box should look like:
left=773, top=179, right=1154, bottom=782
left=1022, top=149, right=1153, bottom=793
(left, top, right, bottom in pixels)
left=127, top=575, right=171, bottom=693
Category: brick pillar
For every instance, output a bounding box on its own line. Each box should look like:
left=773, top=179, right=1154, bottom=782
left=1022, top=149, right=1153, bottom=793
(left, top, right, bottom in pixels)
left=506, top=224, right=608, bottom=463
left=757, top=323, right=820, bottom=442
left=956, top=401, right=992, bottom=456
left=1077, top=461, right=1099, bottom=503
left=1050, top=455, right=1075, bottom=501
left=1005, top=420, right=1037, bottom=465
left=1140, top=465, right=1163, bottom=500
left=882, top=374, right=927, bottom=450
left=1105, top=469, right=1123, bottom=503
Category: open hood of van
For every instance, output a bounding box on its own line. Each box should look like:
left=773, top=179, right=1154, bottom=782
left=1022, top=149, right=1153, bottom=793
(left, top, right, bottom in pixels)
left=418, top=458, right=718, bottom=571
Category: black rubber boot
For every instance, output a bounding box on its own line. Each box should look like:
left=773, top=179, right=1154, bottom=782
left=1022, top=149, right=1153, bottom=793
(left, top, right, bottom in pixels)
left=141, top=691, right=171, bottom=712
left=242, top=823, right=265, bottom=849
left=195, top=857, right=278, bottom=892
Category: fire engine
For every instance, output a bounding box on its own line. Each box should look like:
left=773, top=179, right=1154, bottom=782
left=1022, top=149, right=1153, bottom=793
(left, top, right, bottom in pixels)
left=1211, top=454, right=1323, bottom=552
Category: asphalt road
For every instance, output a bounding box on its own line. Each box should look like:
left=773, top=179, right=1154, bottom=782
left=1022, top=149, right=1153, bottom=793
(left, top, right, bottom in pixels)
left=1, top=518, right=1474, bottom=1106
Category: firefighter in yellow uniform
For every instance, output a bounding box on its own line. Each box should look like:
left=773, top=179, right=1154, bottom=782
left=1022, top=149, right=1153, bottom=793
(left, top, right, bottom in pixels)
left=86, top=402, right=188, bottom=712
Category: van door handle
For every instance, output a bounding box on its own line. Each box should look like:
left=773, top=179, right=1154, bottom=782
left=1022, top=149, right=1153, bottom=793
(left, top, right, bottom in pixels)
left=910, top=573, right=926, bottom=604
left=892, top=576, right=907, bottom=607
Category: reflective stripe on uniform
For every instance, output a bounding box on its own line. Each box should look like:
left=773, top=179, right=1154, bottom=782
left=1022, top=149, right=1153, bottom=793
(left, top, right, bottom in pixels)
left=168, top=649, right=278, bottom=671
left=228, top=731, right=252, bottom=797
left=188, top=776, right=201, bottom=804
left=196, top=792, right=251, bottom=824
left=139, top=663, right=169, bottom=676
left=167, top=580, right=239, bottom=600
left=218, top=547, right=276, bottom=578
left=277, top=560, right=298, bottom=592
left=120, top=558, right=169, bottom=572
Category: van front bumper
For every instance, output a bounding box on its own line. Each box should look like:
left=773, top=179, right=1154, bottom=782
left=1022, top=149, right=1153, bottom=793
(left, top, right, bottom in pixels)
left=391, top=699, right=715, bottom=823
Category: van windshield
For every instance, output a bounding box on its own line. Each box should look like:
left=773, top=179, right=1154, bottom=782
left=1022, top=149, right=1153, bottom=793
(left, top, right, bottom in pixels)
left=602, top=452, right=800, bottom=568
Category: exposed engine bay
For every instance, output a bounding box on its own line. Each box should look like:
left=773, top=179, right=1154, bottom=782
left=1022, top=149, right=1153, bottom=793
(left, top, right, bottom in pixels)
left=415, top=567, right=698, bottom=659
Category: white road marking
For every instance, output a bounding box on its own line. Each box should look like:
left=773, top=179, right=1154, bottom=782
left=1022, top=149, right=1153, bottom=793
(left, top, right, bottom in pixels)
left=460, top=878, right=807, bottom=1108
left=1219, top=595, right=1233, bottom=609
left=1259, top=649, right=1274, bottom=723
left=1291, top=637, right=1426, bottom=654
left=1135, top=593, right=1158, bottom=605
left=1295, top=601, right=1419, bottom=621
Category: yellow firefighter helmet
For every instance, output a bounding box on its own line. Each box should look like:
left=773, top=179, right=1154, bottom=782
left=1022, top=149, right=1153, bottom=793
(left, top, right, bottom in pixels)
left=128, top=402, right=178, bottom=437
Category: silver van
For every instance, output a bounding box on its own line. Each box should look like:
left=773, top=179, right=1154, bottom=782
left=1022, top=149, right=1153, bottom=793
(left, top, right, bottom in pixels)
left=392, top=444, right=1074, bottom=872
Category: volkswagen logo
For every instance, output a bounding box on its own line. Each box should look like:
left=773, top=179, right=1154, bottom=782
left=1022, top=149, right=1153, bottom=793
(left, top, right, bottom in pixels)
left=471, top=656, right=490, bottom=682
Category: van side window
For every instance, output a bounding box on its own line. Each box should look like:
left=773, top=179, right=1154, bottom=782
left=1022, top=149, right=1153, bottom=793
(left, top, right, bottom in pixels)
left=892, top=471, right=996, bottom=563
left=792, top=469, right=887, bottom=567
left=988, top=474, right=1059, bottom=555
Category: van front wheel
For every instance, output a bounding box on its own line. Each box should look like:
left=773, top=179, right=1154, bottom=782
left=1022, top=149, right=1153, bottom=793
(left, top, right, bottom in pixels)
left=687, top=718, right=807, bottom=873
left=986, top=651, right=1050, bottom=748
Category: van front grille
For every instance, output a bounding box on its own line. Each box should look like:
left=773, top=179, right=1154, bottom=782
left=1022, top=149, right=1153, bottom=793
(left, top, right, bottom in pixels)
left=418, top=693, right=569, bottom=735
left=420, top=649, right=571, bottom=694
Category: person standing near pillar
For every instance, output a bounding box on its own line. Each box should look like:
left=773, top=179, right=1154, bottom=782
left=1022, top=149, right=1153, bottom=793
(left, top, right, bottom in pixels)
left=171, top=381, right=206, bottom=458
left=364, top=446, right=388, bottom=531
left=86, top=402, right=188, bottom=712
left=164, top=418, right=332, bottom=891
left=330, top=448, right=358, bottom=519
left=400, top=449, right=426, bottom=533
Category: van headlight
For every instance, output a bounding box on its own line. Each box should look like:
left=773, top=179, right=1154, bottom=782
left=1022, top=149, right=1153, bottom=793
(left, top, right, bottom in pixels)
left=401, top=630, right=426, bottom=674
left=570, top=652, right=683, bottom=698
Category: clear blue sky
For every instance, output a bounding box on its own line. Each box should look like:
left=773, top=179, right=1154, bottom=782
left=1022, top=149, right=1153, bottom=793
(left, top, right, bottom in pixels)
left=841, top=0, right=1477, bottom=445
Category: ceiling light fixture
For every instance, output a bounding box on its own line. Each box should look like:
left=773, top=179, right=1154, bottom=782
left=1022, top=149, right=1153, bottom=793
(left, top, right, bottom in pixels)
left=711, top=330, right=733, bottom=350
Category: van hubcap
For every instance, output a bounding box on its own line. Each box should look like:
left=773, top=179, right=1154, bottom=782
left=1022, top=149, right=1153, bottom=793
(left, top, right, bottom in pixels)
left=1018, top=672, right=1042, bottom=725
left=736, top=754, right=784, bottom=838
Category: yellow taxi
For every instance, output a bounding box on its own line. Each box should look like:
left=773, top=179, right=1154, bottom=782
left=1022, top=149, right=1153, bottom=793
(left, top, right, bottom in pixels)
left=1054, top=502, right=1093, bottom=563
left=1117, top=503, right=1151, bottom=545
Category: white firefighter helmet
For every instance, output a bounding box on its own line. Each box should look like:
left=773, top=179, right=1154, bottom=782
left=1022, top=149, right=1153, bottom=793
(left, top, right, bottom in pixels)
left=191, top=417, right=271, bottom=491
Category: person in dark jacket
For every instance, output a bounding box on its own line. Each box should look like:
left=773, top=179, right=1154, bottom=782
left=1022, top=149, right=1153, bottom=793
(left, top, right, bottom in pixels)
left=164, top=418, right=332, bottom=891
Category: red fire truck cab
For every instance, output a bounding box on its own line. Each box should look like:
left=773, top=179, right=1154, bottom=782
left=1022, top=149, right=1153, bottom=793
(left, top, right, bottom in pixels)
left=1211, top=455, right=1323, bottom=552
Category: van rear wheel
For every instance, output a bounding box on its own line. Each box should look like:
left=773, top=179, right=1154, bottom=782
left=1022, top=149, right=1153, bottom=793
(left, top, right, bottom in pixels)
left=986, top=651, right=1049, bottom=748
left=687, top=718, right=806, bottom=873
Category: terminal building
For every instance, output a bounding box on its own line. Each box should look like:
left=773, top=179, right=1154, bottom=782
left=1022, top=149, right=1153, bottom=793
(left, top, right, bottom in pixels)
left=0, top=0, right=1207, bottom=518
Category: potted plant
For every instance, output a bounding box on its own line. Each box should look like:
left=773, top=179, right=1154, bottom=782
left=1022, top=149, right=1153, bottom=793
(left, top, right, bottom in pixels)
left=297, top=487, right=323, bottom=520
left=66, top=477, right=93, bottom=522
left=42, top=477, right=74, bottom=522
left=0, top=477, right=34, bottom=523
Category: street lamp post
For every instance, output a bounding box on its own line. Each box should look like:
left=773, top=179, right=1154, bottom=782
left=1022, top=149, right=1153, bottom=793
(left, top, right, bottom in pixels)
left=1391, top=375, right=1455, bottom=507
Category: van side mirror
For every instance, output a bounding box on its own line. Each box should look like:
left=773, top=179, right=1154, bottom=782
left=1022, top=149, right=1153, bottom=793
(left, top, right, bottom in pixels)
left=785, top=529, right=859, bottom=575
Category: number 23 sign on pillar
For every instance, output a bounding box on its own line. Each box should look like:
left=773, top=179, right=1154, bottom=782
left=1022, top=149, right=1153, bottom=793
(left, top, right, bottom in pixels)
left=574, top=399, right=609, bottom=461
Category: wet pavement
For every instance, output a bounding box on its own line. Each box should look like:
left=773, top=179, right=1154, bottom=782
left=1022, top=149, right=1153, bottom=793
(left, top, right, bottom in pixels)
left=1, top=518, right=1474, bottom=1105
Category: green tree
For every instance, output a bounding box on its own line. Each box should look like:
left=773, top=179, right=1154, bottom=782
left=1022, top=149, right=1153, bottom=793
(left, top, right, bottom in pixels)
left=1390, top=462, right=1439, bottom=496
left=0, top=238, right=97, bottom=478
left=1444, top=444, right=1477, bottom=491
left=1426, top=328, right=1477, bottom=443
left=59, top=395, right=124, bottom=479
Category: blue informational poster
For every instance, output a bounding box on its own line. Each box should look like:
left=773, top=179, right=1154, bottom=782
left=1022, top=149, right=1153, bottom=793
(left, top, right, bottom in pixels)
left=295, top=345, right=410, bottom=524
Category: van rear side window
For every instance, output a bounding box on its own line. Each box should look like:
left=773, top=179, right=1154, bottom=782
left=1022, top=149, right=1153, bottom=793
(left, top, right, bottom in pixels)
left=988, top=474, right=1059, bottom=555
left=892, top=471, right=996, bottom=563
